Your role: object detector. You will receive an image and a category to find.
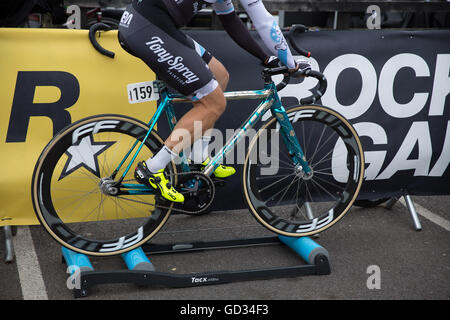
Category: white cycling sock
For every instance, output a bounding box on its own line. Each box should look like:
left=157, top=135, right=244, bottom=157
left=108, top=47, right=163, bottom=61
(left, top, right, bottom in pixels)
left=191, top=136, right=211, bottom=164
left=146, top=145, right=178, bottom=173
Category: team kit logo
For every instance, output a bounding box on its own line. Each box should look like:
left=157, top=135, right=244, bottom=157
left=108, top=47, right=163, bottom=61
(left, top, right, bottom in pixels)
left=146, top=36, right=201, bottom=85
left=119, top=10, right=133, bottom=28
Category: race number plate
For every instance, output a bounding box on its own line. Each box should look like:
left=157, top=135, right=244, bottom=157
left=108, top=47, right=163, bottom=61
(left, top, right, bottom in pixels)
left=127, top=81, right=160, bottom=104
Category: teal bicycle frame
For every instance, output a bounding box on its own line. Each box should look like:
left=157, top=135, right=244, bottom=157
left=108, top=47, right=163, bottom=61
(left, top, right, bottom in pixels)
left=115, top=80, right=311, bottom=195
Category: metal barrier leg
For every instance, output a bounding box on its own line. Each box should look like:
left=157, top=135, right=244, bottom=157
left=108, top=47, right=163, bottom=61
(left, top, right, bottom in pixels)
left=403, top=195, right=422, bottom=231
left=384, top=196, right=422, bottom=231
left=384, top=197, right=399, bottom=209
left=333, top=11, right=339, bottom=29
left=304, top=202, right=313, bottom=220
left=304, top=202, right=319, bottom=238
left=4, top=226, right=14, bottom=263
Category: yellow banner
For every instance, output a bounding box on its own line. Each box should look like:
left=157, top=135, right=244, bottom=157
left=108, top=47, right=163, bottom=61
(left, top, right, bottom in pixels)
left=0, top=28, right=157, bottom=226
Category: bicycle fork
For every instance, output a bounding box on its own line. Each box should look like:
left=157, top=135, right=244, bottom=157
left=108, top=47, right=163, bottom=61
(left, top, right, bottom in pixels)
left=270, top=93, right=312, bottom=177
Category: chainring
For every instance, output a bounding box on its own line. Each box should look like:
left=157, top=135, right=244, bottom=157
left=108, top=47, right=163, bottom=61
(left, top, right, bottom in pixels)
left=173, top=171, right=215, bottom=215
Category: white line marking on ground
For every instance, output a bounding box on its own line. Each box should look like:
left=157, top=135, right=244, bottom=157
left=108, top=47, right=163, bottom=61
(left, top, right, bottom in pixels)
left=12, top=226, right=48, bottom=300
left=399, top=198, right=450, bottom=232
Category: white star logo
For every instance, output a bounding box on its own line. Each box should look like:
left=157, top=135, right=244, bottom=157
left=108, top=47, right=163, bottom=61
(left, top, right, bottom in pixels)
left=59, top=135, right=115, bottom=180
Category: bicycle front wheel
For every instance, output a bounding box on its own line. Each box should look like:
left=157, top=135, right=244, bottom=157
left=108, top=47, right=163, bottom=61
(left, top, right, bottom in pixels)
left=243, top=105, right=364, bottom=237
left=31, top=114, right=176, bottom=256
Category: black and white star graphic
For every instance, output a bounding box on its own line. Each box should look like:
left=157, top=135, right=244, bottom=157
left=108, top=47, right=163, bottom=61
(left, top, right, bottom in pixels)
left=59, top=135, right=115, bottom=180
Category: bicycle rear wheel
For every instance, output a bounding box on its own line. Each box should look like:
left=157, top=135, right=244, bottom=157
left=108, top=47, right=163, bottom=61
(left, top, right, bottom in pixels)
left=243, top=105, right=364, bottom=237
left=31, top=114, right=176, bottom=256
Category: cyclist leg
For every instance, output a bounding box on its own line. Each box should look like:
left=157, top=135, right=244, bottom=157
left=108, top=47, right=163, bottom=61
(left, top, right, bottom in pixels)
left=120, top=5, right=225, bottom=148
left=138, top=17, right=230, bottom=158
left=208, top=57, right=229, bottom=91
left=185, top=35, right=229, bottom=91
left=118, top=5, right=229, bottom=200
left=184, top=37, right=235, bottom=177
left=166, top=85, right=226, bottom=152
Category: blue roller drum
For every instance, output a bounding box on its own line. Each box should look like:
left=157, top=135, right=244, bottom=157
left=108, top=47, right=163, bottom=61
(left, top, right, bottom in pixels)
left=121, top=247, right=155, bottom=271
left=278, top=236, right=329, bottom=265
left=62, top=246, right=94, bottom=274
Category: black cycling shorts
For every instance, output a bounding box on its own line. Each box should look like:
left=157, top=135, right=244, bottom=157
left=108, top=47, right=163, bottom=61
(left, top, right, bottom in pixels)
left=118, top=3, right=218, bottom=101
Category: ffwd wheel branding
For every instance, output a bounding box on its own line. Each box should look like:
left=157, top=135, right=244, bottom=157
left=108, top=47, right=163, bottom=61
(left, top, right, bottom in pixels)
left=243, top=105, right=364, bottom=237
left=99, top=226, right=144, bottom=252
left=72, top=120, right=119, bottom=144
left=32, top=115, right=174, bottom=256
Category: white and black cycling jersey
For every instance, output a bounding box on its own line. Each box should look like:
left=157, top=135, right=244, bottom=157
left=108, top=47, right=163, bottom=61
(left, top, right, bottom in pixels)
left=162, top=0, right=296, bottom=69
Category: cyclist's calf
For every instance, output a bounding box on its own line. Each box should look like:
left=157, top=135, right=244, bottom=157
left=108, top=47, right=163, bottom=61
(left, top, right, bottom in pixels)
left=166, top=86, right=226, bottom=153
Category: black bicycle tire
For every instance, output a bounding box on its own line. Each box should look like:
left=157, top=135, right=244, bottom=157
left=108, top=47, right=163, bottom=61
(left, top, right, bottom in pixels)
left=31, top=114, right=176, bottom=256
left=242, top=105, right=365, bottom=237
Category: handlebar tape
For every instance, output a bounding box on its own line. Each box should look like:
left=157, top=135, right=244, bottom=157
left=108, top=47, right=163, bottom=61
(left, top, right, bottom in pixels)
left=300, top=70, right=328, bottom=105
left=88, top=23, right=115, bottom=59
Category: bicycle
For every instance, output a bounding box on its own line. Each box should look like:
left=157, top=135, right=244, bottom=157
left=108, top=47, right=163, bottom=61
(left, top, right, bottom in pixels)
left=31, top=24, right=365, bottom=256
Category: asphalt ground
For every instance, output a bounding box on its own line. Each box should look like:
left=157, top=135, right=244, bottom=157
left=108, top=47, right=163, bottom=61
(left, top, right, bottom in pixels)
left=1, top=195, right=449, bottom=302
